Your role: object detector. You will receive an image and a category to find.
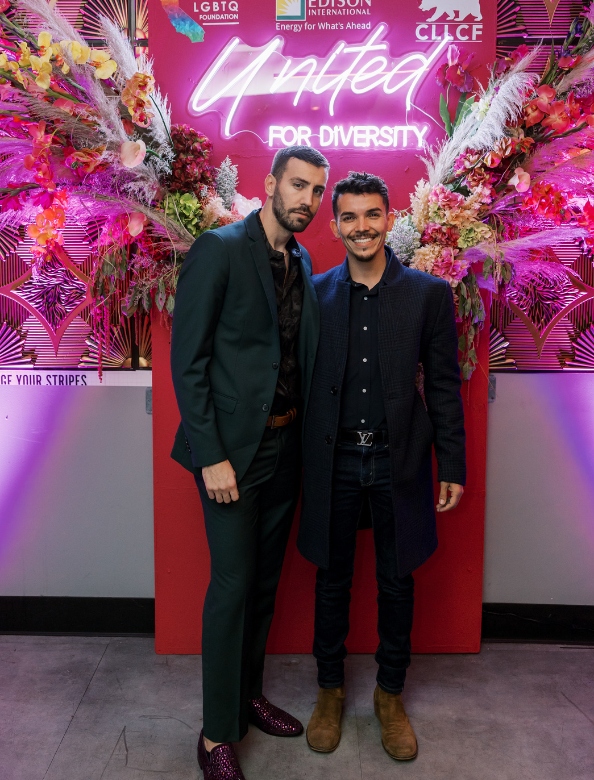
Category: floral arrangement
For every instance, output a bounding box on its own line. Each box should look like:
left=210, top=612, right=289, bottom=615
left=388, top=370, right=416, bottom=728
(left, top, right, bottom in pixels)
left=0, top=0, right=259, bottom=360
left=388, top=11, right=594, bottom=377
left=3, top=0, right=594, bottom=379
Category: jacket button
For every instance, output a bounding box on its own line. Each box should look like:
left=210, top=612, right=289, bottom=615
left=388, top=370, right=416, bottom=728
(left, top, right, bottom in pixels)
left=330, top=386, right=338, bottom=395
left=272, top=362, right=279, bottom=370
left=262, top=404, right=270, bottom=412
left=325, top=435, right=333, bottom=444
left=185, top=437, right=191, bottom=453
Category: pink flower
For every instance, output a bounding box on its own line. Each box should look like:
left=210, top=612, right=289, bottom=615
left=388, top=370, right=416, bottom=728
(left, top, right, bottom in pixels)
left=120, top=139, right=146, bottom=168
left=453, top=149, right=480, bottom=175
left=232, top=193, right=263, bottom=217
left=0, top=0, right=10, bottom=11
left=421, top=222, right=459, bottom=246
left=127, top=212, right=147, bottom=237
left=54, top=98, right=77, bottom=114
left=436, top=45, right=474, bottom=93
left=558, top=54, right=582, bottom=69
left=510, top=44, right=530, bottom=64
left=508, top=167, right=531, bottom=192
left=524, top=100, right=544, bottom=127
left=432, top=247, right=469, bottom=285
left=541, top=101, right=571, bottom=133
left=535, top=85, right=556, bottom=112
left=565, top=91, right=581, bottom=120
left=429, top=184, right=465, bottom=211
left=483, top=151, right=502, bottom=168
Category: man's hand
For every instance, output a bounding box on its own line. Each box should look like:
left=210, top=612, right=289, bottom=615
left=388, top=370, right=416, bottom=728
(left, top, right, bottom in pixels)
left=202, top=460, right=239, bottom=503
left=436, top=482, right=464, bottom=513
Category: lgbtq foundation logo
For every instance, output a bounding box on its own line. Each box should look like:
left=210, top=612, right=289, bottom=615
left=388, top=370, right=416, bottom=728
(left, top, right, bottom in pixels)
left=276, top=0, right=306, bottom=21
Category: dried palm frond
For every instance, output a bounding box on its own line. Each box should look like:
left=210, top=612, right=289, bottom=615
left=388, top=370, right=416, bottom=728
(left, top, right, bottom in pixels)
left=423, top=52, right=540, bottom=186
left=74, top=192, right=195, bottom=252
left=462, top=227, right=587, bottom=266
left=17, top=0, right=86, bottom=45
left=99, top=16, right=172, bottom=166
left=556, top=51, right=594, bottom=94
left=532, top=151, right=594, bottom=190
left=523, top=128, right=593, bottom=174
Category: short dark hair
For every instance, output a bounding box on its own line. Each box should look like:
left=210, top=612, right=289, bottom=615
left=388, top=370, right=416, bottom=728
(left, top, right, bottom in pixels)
left=271, top=146, right=329, bottom=180
left=332, top=171, right=390, bottom=219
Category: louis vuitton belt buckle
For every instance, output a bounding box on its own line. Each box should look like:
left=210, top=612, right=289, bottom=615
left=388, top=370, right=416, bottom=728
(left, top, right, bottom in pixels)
left=356, top=431, right=373, bottom=447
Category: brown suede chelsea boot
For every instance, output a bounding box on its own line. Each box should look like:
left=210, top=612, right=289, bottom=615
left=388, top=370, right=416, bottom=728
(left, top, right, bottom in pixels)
left=306, top=685, right=346, bottom=753
left=373, top=685, right=418, bottom=761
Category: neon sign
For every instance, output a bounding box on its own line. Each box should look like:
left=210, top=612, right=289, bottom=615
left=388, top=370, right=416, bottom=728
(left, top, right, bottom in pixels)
left=268, top=124, right=428, bottom=148
left=188, top=24, right=451, bottom=143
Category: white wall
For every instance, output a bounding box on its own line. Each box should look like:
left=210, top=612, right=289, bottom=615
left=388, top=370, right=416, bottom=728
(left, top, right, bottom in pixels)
left=0, top=386, right=154, bottom=598
left=2, top=375, right=594, bottom=605
left=484, top=373, right=594, bottom=605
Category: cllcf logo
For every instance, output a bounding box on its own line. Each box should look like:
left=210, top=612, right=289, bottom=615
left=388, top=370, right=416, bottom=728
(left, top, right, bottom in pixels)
left=419, top=0, right=482, bottom=22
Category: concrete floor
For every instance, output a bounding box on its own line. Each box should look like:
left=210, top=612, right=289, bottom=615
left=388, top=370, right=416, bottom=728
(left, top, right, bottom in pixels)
left=1, top=637, right=593, bottom=780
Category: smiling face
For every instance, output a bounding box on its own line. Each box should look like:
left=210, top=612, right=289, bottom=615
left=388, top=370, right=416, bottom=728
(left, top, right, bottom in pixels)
left=331, top=192, right=395, bottom=263
left=265, top=157, right=328, bottom=233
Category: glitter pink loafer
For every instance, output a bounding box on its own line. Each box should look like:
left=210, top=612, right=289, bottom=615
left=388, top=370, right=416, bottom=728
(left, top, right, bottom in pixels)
left=248, top=695, right=304, bottom=737
left=197, top=730, right=246, bottom=780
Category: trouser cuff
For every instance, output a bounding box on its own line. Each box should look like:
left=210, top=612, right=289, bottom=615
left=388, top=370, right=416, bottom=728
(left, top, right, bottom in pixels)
left=318, top=678, right=345, bottom=689
left=376, top=677, right=405, bottom=695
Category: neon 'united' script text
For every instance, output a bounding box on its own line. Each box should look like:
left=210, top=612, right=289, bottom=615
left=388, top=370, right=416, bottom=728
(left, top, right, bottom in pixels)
left=188, top=24, right=451, bottom=140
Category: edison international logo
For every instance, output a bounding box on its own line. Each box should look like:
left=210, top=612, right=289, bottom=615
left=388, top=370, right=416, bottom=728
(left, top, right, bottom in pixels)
left=276, top=0, right=307, bottom=21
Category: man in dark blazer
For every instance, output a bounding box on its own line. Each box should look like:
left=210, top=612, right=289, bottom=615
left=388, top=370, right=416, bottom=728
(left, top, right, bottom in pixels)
left=170, top=146, right=328, bottom=780
left=300, top=172, right=465, bottom=762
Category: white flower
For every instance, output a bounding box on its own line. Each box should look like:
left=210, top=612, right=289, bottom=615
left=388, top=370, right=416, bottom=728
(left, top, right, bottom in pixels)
left=470, top=96, right=490, bottom=121
left=232, top=193, right=263, bottom=218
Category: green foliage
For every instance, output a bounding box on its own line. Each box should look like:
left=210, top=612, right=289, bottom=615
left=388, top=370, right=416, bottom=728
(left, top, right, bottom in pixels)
left=457, top=270, right=486, bottom=379
left=164, top=192, right=203, bottom=237
left=439, top=93, right=452, bottom=137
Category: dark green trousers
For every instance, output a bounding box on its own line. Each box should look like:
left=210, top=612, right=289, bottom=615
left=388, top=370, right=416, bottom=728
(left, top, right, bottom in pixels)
left=194, top=423, right=301, bottom=743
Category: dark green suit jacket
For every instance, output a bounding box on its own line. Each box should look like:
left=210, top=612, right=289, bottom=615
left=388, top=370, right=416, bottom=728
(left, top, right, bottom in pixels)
left=170, top=210, right=320, bottom=481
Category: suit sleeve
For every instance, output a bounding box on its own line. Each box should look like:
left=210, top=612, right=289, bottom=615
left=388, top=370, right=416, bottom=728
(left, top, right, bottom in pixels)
left=170, top=231, right=229, bottom=469
left=421, top=281, right=466, bottom=486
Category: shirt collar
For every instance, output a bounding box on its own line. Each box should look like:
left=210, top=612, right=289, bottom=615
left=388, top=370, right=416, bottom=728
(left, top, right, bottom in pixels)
left=256, top=209, right=301, bottom=259
left=347, top=247, right=393, bottom=289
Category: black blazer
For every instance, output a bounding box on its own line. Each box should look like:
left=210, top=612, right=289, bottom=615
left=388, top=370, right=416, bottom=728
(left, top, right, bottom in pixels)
left=170, top=210, right=320, bottom=482
left=298, top=248, right=466, bottom=577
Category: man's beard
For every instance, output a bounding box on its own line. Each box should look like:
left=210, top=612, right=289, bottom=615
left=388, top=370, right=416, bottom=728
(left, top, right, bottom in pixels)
left=272, top=186, right=313, bottom=233
left=344, top=232, right=382, bottom=262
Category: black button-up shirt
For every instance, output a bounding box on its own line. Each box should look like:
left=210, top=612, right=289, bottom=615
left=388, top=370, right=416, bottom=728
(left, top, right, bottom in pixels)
left=257, top=211, right=304, bottom=415
left=338, top=263, right=388, bottom=432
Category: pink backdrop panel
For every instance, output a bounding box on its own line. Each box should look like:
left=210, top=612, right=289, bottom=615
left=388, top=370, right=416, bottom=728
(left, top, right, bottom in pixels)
left=150, top=0, right=495, bottom=653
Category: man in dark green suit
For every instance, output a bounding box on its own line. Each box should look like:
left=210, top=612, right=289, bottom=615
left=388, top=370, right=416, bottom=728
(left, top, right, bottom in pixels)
left=170, top=146, right=329, bottom=780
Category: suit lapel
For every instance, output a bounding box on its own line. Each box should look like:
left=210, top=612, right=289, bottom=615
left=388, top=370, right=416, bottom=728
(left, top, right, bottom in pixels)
left=298, top=258, right=320, bottom=415
left=245, top=211, right=279, bottom=340
left=251, top=242, right=279, bottom=339
left=330, top=275, right=351, bottom=384
left=378, top=252, right=406, bottom=426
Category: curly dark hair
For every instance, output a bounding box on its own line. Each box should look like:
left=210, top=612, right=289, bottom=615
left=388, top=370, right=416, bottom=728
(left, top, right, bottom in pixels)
left=332, top=171, right=389, bottom=218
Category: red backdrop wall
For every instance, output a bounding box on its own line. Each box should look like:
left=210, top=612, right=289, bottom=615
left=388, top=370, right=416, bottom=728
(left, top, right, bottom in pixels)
left=149, top=0, right=494, bottom=653
left=153, top=298, right=488, bottom=655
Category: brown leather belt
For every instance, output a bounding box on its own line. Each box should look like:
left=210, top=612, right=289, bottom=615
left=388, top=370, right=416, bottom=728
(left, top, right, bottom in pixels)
left=266, top=407, right=298, bottom=429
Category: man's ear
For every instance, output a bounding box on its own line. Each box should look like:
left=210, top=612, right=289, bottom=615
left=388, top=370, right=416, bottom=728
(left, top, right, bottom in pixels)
left=386, top=211, right=396, bottom=232
left=264, top=173, right=277, bottom=198
left=330, top=219, right=340, bottom=239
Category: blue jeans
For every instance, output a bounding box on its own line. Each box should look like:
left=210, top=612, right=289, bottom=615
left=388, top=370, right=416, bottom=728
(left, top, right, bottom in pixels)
left=313, top=440, right=415, bottom=694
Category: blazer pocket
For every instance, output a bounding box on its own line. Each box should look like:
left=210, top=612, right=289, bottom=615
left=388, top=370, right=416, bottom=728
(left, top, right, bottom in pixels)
left=211, top=391, right=238, bottom=414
